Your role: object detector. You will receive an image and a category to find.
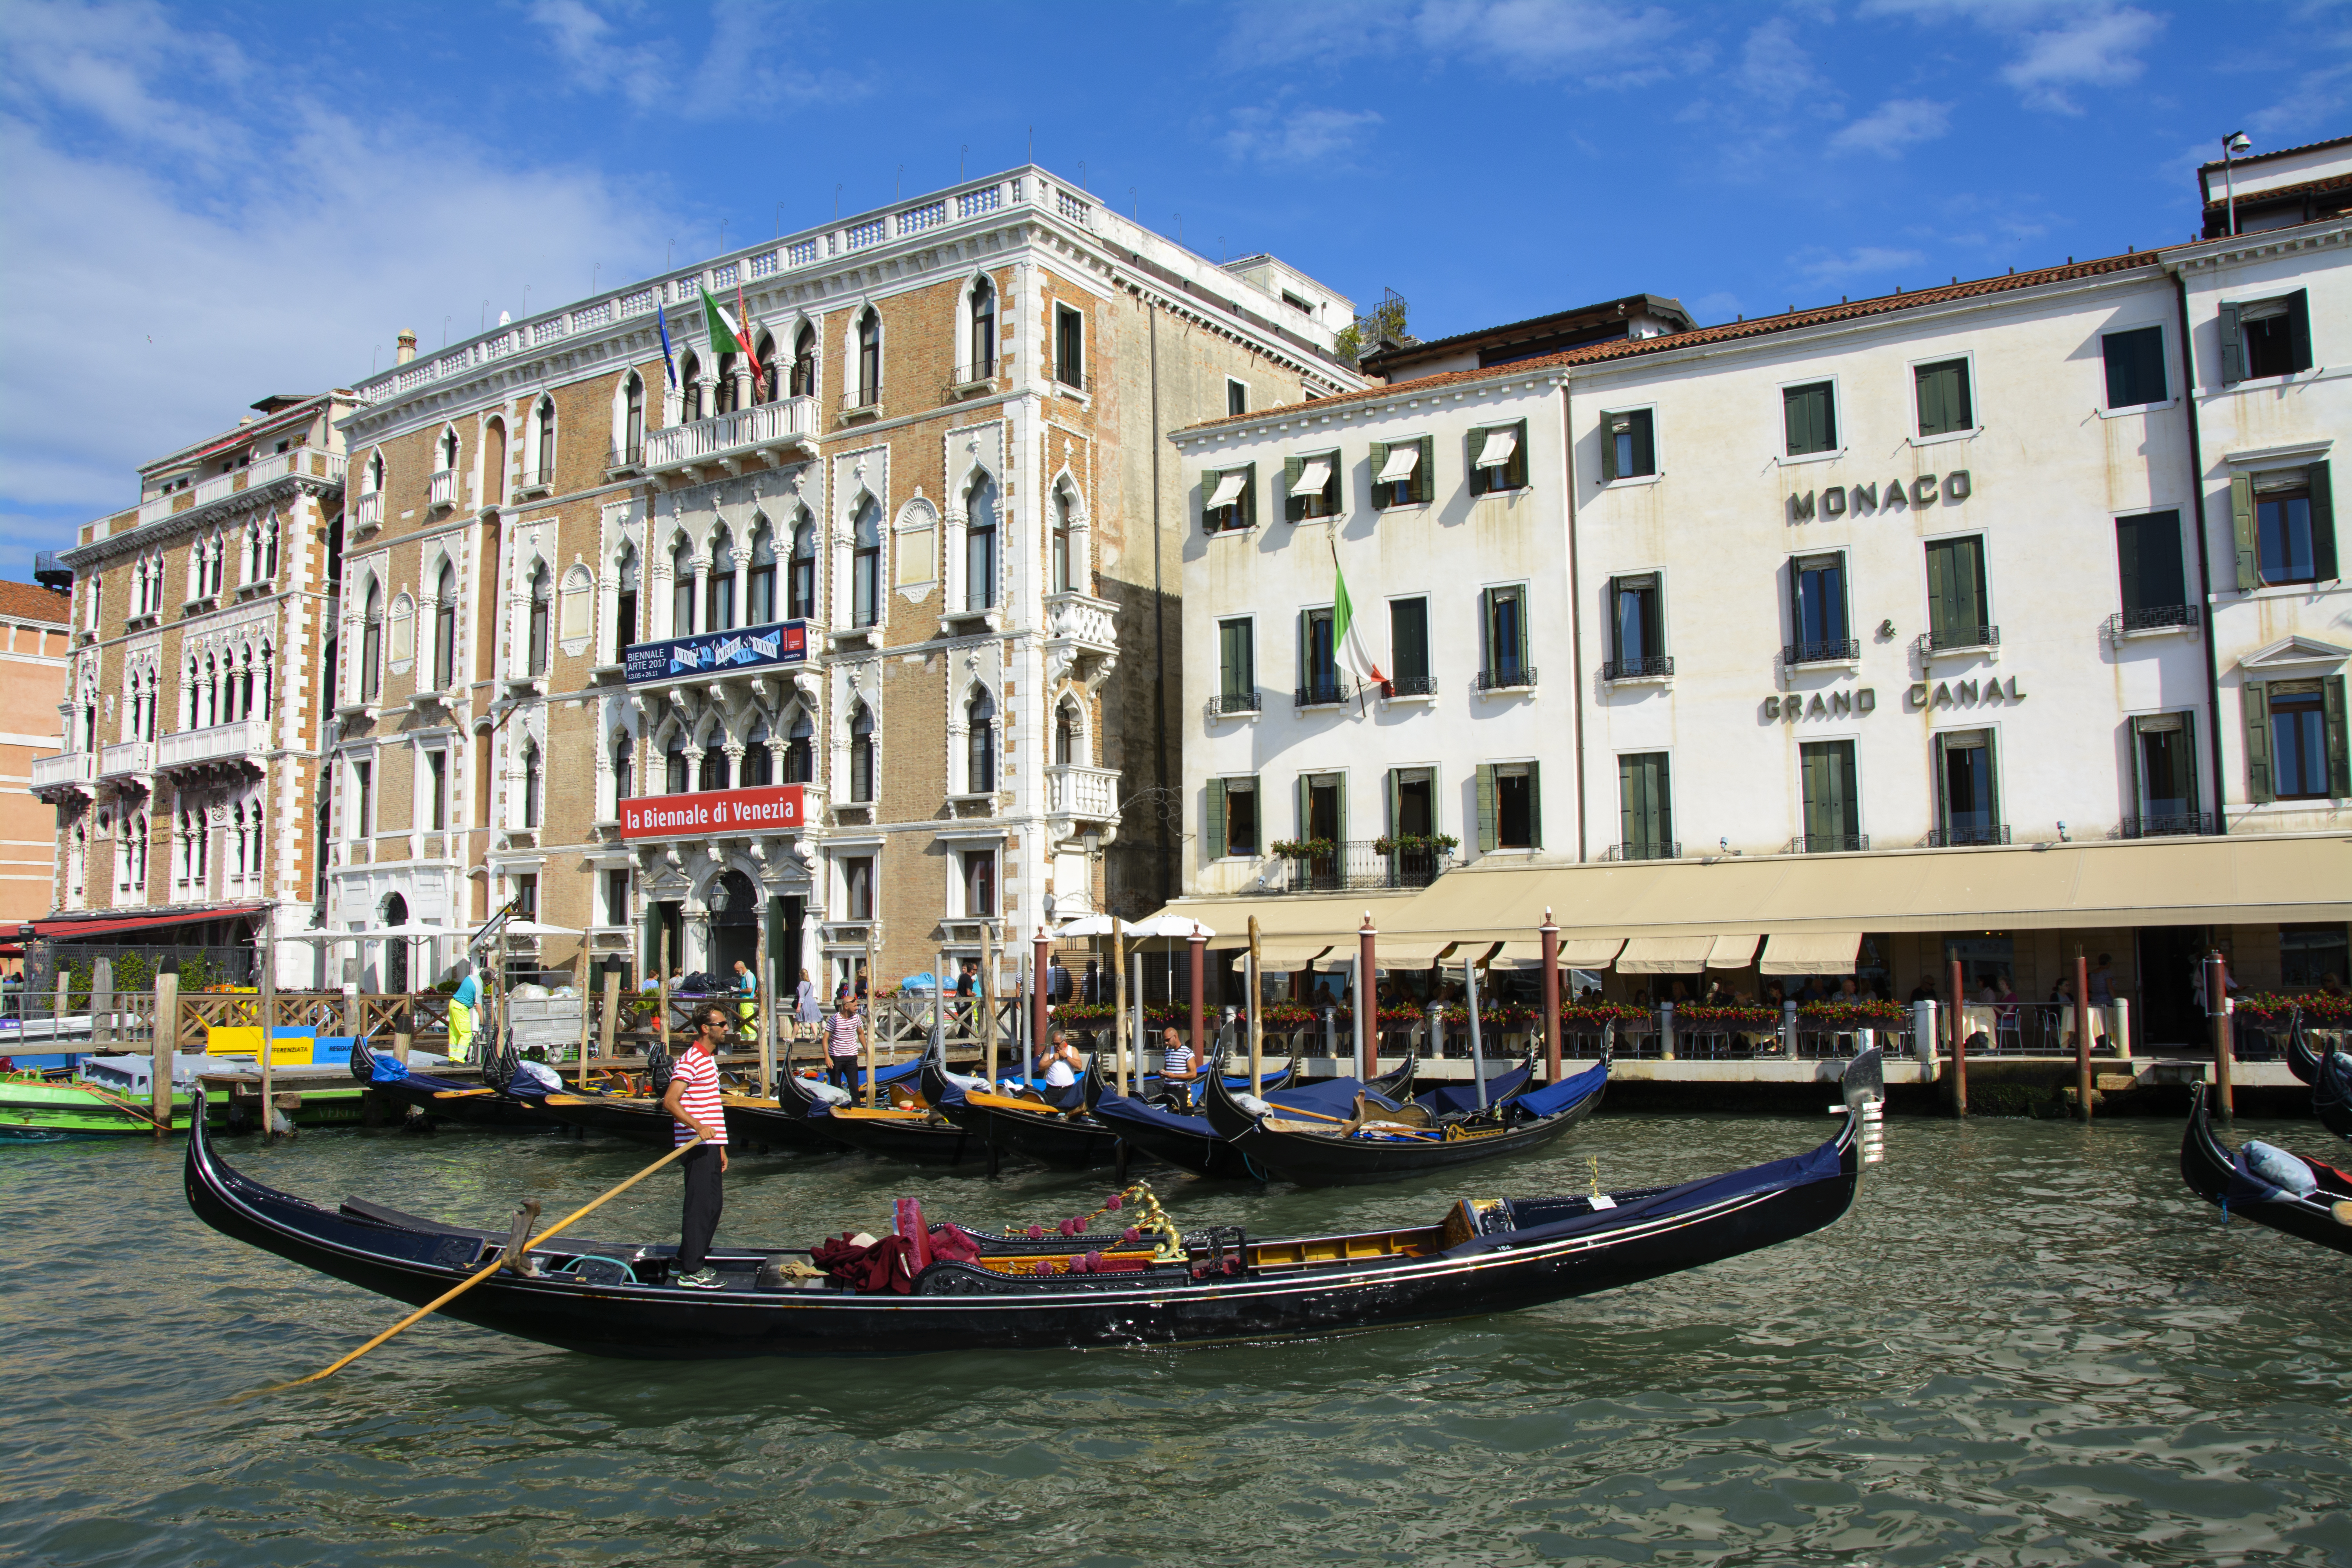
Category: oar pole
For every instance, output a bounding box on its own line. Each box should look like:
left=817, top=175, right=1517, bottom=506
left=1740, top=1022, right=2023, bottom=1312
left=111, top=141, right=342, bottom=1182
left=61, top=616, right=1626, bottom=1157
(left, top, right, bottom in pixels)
left=1466, top=953, right=1487, bottom=1109
left=656, top=926, right=671, bottom=1065
left=1247, top=915, right=1263, bottom=1094
left=258, top=918, right=278, bottom=1138
left=256, top=1137, right=706, bottom=1395
left=1112, top=915, right=1128, bottom=1096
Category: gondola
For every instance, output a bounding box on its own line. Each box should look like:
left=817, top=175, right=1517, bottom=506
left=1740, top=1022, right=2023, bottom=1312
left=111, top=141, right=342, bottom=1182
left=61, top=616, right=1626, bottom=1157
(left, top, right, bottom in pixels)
left=2178, top=1083, right=2352, bottom=1256
left=349, top=1031, right=554, bottom=1130
left=1200, top=1043, right=1609, bottom=1187
left=2315, top=1044, right=2352, bottom=1143
left=180, top=1050, right=1884, bottom=1359
left=785, top=1040, right=980, bottom=1167
left=921, top=1051, right=1123, bottom=1170
left=2285, top=1009, right=2321, bottom=1086
left=1089, top=1046, right=1411, bottom=1180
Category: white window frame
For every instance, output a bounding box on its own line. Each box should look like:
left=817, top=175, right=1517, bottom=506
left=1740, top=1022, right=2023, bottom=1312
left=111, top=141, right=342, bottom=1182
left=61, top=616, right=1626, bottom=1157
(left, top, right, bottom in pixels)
left=1776, top=373, right=1846, bottom=466
left=1597, top=403, right=1662, bottom=488
left=1906, top=349, right=1980, bottom=448
left=2096, top=321, right=2178, bottom=418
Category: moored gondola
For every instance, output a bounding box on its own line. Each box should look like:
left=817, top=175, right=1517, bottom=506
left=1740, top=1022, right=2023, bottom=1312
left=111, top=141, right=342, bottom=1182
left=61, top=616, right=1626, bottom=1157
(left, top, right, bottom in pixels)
left=181, top=1051, right=1885, bottom=1359
left=350, top=1032, right=555, bottom=1129
left=786, top=1041, right=980, bottom=1166
left=1201, top=1043, right=1608, bottom=1187
left=2285, top=1009, right=2321, bottom=1086
left=922, top=1051, right=1120, bottom=1170
left=2315, top=1044, right=2352, bottom=1143
left=2178, top=1083, right=2352, bottom=1255
left=1089, top=1046, right=1410, bottom=1180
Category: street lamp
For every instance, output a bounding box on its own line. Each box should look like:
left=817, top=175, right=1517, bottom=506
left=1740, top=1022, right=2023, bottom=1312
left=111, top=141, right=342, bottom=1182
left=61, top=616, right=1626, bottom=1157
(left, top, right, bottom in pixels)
left=2223, top=131, right=2252, bottom=236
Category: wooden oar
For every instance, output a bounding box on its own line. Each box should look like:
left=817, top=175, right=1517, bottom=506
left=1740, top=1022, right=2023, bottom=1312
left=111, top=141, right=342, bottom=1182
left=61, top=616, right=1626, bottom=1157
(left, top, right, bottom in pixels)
left=81, top=1081, right=169, bottom=1130
left=248, top=1136, right=706, bottom=1397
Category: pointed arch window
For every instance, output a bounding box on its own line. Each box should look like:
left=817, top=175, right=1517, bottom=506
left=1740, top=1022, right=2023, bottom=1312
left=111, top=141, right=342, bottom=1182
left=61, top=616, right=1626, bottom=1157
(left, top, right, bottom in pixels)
left=614, top=546, right=639, bottom=657
left=622, top=373, right=646, bottom=465
left=665, top=731, right=690, bottom=793
left=681, top=351, right=704, bottom=423
left=521, top=741, right=542, bottom=828
left=437, top=427, right=458, bottom=473
left=969, top=277, right=996, bottom=379
left=366, top=450, right=385, bottom=494
left=754, top=334, right=778, bottom=403
left=1055, top=701, right=1076, bottom=765
left=748, top=519, right=777, bottom=625
left=360, top=579, right=382, bottom=701
left=526, top=562, right=551, bottom=676
left=706, top=525, right=736, bottom=632
left=852, top=499, right=882, bottom=627
left=698, top=737, right=730, bottom=793
left=788, top=514, right=817, bottom=619
left=534, top=397, right=556, bottom=486
left=966, top=688, right=996, bottom=795
left=855, top=308, right=881, bottom=406
left=790, top=324, right=817, bottom=397
left=784, top=710, right=814, bottom=783
left=965, top=473, right=998, bottom=612
left=612, top=731, right=634, bottom=801
left=670, top=535, right=695, bottom=636
left=1053, top=488, right=1075, bottom=593
left=849, top=705, right=875, bottom=803
left=744, top=719, right=773, bottom=786
left=717, top=351, right=739, bottom=415
left=433, top=561, right=457, bottom=690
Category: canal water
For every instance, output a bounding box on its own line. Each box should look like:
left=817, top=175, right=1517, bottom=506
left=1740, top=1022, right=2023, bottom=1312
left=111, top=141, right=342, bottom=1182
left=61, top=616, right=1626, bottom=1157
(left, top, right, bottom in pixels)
left=2, top=1111, right=2346, bottom=1567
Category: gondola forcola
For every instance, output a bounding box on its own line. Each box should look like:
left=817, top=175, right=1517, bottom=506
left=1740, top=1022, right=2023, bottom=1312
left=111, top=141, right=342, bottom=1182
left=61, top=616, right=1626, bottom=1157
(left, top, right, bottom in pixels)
left=181, top=1051, right=1889, bottom=1359
left=2178, top=1083, right=2352, bottom=1255
left=1191, top=1030, right=1614, bottom=1188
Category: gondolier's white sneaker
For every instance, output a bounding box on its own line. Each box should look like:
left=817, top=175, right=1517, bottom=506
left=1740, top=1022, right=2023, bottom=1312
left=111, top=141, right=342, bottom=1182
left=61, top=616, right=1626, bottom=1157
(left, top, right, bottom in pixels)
left=674, top=1267, right=723, bottom=1289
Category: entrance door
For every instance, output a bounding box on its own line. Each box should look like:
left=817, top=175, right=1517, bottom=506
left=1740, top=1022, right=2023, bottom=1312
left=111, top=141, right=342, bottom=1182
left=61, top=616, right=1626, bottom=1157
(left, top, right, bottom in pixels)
left=2135, top=926, right=2205, bottom=1049
left=710, top=869, right=759, bottom=978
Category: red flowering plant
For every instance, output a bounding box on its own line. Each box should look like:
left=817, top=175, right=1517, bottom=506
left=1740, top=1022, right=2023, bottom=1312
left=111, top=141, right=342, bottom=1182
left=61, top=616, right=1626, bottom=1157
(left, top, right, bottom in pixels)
left=1796, top=998, right=1907, bottom=1026
left=1676, top=1001, right=1780, bottom=1027
left=1561, top=1001, right=1649, bottom=1027
left=1050, top=1003, right=1115, bottom=1024
left=2302, top=992, right=2352, bottom=1025
left=1258, top=1001, right=1318, bottom=1029
left=2231, top=992, right=2350, bottom=1024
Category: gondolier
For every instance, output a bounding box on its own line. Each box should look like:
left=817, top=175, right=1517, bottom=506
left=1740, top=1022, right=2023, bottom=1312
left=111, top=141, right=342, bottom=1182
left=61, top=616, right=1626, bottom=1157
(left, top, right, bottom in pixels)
left=661, top=1003, right=730, bottom=1290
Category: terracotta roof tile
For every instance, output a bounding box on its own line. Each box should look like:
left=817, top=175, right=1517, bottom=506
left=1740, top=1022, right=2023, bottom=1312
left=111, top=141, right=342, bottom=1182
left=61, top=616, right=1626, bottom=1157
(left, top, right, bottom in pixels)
left=0, top=581, right=72, bottom=623
left=1179, top=250, right=2171, bottom=436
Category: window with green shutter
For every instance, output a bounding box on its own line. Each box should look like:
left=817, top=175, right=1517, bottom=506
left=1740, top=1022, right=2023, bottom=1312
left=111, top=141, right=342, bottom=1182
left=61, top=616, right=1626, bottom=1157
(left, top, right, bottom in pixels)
left=1388, top=596, right=1431, bottom=692
left=1617, top=752, right=1672, bottom=859
left=2115, top=510, right=2187, bottom=619
left=1784, top=382, right=1837, bottom=456
left=1492, top=762, right=1537, bottom=849
left=2267, top=679, right=2336, bottom=800
left=1225, top=778, right=1260, bottom=855
left=1799, top=740, right=1859, bottom=851
left=1217, top=617, right=1256, bottom=711
left=2252, top=466, right=2334, bottom=586
left=2241, top=681, right=2273, bottom=803
left=1470, top=421, right=1528, bottom=495
left=1370, top=435, right=1434, bottom=509
left=1601, top=409, right=1655, bottom=481
left=1924, top=535, right=1991, bottom=648
left=2102, top=326, right=2168, bottom=408
left=1205, top=779, right=1227, bottom=860
left=1474, top=764, right=1497, bottom=853
left=1914, top=359, right=1974, bottom=437
left=2238, top=290, right=2314, bottom=381
left=1202, top=462, right=1256, bottom=534
left=1283, top=449, right=1341, bottom=523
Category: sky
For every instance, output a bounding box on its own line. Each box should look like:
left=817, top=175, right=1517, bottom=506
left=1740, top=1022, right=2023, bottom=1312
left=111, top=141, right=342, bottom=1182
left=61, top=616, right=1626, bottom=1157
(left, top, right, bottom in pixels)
left=2, top=0, right=2347, bottom=582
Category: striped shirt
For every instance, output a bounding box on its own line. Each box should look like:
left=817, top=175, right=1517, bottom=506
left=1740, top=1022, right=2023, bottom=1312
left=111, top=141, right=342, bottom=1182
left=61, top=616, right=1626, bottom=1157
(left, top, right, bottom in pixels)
left=825, top=1011, right=863, bottom=1058
left=1161, top=1041, right=1195, bottom=1078
left=670, top=1045, right=727, bottom=1147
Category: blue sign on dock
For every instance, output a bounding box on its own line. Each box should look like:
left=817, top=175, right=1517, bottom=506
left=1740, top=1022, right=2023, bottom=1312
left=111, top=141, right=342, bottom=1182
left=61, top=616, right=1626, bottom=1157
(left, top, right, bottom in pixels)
left=624, top=621, right=810, bottom=685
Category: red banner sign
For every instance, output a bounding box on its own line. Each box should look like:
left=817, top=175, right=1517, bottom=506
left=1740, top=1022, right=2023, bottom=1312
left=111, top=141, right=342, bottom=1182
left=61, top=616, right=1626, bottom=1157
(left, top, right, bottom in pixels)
left=619, top=784, right=805, bottom=839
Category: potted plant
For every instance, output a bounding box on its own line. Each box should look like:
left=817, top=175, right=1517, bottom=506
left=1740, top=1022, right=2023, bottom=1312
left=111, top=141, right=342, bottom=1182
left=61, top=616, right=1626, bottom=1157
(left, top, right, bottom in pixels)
left=1269, top=837, right=1338, bottom=861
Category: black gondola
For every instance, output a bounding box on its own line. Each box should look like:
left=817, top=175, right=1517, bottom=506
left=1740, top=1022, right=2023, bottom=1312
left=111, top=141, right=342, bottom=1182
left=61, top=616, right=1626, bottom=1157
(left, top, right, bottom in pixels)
left=1089, top=1048, right=1412, bottom=1180
left=2285, top=1009, right=2321, bottom=1085
left=784, top=1040, right=980, bottom=1166
left=922, top=1052, right=1122, bottom=1170
left=2178, top=1083, right=2352, bottom=1256
left=348, top=1032, right=555, bottom=1129
left=180, top=1051, right=1884, bottom=1359
left=1200, top=1045, right=1608, bottom=1187
left=2315, top=1044, right=2352, bottom=1143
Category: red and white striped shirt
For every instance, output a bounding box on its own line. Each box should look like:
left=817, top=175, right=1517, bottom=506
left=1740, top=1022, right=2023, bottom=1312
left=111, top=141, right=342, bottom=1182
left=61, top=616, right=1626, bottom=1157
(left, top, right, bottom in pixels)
left=670, top=1045, right=727, bottom=1147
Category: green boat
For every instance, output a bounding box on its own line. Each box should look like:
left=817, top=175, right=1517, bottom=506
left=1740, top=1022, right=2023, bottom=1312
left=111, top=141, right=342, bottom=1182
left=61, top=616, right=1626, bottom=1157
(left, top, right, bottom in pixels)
left=0, top=1073, right=368, bottom=1139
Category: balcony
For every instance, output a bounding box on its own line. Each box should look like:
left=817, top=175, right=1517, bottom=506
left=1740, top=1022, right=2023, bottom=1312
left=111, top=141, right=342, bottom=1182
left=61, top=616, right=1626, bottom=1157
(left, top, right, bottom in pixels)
left=134, top=450, right=347, bottom=532
left=1783, top=639, right=1860, bottom=667
left=428, top=468, right=458, bottom=510
left=1383, top=674, right=1439, bottom=700
left=1918, top=625, right=2000, bottom=657
left=1042, top=589, right=1118, bottom=689
left=1601, top=654, right=1674, bottom=683
left=1208, top=690, right=1261, bottom=718
left=2115, top=812, right=2214, bottom=839
left=1251, top=838, right=1454, bottom=895
left=156, top=717, right=266, bottom=775
left=1475, top=665, right=1538, bottom=692
left=1294, top=681, right=1351, bottom=708
left=2107, top=605, right=2201, bottom=640
left=643, top=396, right=815, bottom=478
left=29, top=750, right=94, bottom=797
left=1924, top=824, right=2010, bottom=847
left=606, top=438, right=646, bottom=479
left=99, top=740, right=153, bottom=781
left=1604, top=840, right=1681, bottom=862
left=840, top=385, right=883, bottom=422
left=948, top=358, right=1002, bottom=397
left=1788, top=832, right=1869, bottom=854
left=1046, top=762, right=1119, bottom=826
left=350, top=490, right=384, bottom=535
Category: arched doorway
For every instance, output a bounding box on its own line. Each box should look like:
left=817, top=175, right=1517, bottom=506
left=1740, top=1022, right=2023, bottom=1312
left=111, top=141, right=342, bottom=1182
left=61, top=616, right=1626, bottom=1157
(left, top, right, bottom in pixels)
left=381, top=893, right=410, bottom=994
left=709, top=868, right=759, bottom=978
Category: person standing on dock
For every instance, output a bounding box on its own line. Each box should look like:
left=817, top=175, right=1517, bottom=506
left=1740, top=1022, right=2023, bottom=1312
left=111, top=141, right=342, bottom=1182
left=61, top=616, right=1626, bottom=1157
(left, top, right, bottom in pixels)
left=662, top=1002, right=731, bottom=1290
left=823, top=994, right=862, bottom=1091
left=446, top=963, right=479, bottom=1063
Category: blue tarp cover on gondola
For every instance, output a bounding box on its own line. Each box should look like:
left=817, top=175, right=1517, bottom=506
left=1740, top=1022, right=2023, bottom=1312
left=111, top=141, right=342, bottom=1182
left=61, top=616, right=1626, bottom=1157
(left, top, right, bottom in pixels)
left=1501, top=1060, right=1608, bottom=1119
left=1093, top=1074, right=1394, bottom=1138
left=1416, top=1065, right=1531, bottom=1117
left=1445, top=1135, right=1844, bottom=1257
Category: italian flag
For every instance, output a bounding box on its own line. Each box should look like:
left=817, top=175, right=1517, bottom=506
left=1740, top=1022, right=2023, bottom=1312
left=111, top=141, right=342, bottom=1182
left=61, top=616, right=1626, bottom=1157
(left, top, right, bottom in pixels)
left=1333, top=552, right=1384, bottom=693
left=702, top=289, right=762, bottom=381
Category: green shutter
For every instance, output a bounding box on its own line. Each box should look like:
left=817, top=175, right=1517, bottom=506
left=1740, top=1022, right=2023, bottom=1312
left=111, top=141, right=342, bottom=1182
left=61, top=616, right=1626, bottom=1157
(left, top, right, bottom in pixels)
left=1984, top=730, right=2001, bottom=832
left=1295, top=775, right=1309, bottom=842
left=2231, top=474, right=2258, bottom=591
left=1283, top=456, right=1303, bottom=523
left=1416, top=437, right=1434, bottom=504
left=2312, top=462, right=2338, bottom=581
left=1428, top=762, right=1442, bottom=839
left=1385, top=768, right=1401, bottom=837
left=1475, top=764, right=1497, bottom=853
left=1336, top=773, right=1348, bottom=844
left=1957, top=536, right=1985, bottom=628
left=2219, top=303, right=2243, bottom=385
left=1368, top=441, right=1389, bottom=508
left=1600, top=412, right=1619, bottom=482
left=1527, top=762, right=1543, bottom=849
left=2288, top=289, right=2313, bottom=374
left=1931, top=733, right=1949, bottom=835
left=1206, top=779, right=1227, bottom=860
left=1478, top=586, right=1494, bottom=675
left=2243, top=682, right=2273, bottom=804
left=1915, top=364, right=1942, bottom=437
left=1296, top=609, right=1309, bottom=695
left=1925, top=540, right=1953, bottom=636
left=2326, top=675, right=2350, bottom=799
left=1632, top=410, right=1655, bottom=477
left=1468, top=428, right=1487, bottom=477
left=2116, top=516, right=2143, bottom=614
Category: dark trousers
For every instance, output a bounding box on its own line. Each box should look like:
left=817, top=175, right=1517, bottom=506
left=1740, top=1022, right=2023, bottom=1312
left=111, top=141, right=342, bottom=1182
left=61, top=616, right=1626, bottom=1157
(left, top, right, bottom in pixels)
left=825, top=1059, right=855, bottom=1092
left=678, top=1143, right=724, bottom=1272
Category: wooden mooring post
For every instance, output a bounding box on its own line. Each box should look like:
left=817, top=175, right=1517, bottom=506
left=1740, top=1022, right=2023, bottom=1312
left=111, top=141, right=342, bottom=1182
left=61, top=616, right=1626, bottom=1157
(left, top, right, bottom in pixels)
left=597, top=967, right=619, bottom=1086
left=2074, top=945, right=2093, bottom=1124
left=1947, top=957, right=1969, bottom=1117
left=151, top=971, right=178, bottom=1138
left=2207, top=949, right=2234, bottom=1119
left=91, top=956, right=113, bottom=1051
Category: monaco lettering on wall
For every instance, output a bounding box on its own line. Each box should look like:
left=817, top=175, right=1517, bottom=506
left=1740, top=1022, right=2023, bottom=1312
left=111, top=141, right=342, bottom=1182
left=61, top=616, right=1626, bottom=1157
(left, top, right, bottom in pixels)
left=1788, top=470, right=1972, bottom=523
left=619, top=784, right=806, bottom=840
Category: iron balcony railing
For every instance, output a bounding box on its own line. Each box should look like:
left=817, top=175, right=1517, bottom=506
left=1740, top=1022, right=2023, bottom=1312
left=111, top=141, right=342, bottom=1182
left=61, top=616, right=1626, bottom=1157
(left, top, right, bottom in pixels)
left=1604, top=840, right=1681, bottom=862
left=1601, top=654, right=1674, bottom=681
left=1213, top=690, right=1262, bottom=715
left=1385, top=673, right=1439, bottom=697
left=1789, top=832, right=1869, bottom=854
left=1925, top=623, right=2001, bottom=653
left=841, top=384, right=883, bottom=413
left=2108, top=604, right=2201, bottom=636
left=1925, top=824, right=2011, bottom=847
left=1255, top=839, right=1453, bottom=894
left=2115, top=812, right=2213, bottom=838
left=1784, top=639, right=1861, bottom=665
left=1294, top=681, right=1350, bottom=708
left=1475, top=665, right=1537, bottom=691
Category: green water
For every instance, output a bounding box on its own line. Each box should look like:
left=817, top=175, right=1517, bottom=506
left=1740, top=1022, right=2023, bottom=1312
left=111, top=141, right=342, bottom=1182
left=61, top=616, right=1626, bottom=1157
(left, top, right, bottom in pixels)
left=2, top=1112, right=2347, bottom=1567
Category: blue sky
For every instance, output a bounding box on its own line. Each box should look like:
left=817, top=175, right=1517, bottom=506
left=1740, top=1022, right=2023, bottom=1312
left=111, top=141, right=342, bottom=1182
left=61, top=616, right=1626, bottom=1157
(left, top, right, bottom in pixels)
left=2, top=0, right=2346, bottom=580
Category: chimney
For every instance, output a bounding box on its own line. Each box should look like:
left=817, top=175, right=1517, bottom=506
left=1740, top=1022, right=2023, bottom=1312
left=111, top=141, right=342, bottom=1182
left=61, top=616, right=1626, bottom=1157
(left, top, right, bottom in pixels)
left=396, top=329, right=418, bottom=364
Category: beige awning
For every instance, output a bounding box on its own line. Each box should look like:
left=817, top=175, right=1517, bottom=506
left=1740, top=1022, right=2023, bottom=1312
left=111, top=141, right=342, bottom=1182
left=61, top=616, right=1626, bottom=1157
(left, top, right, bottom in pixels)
left=1759, top=931, right=1863, bottom=975
left=1706, top=933, right=1762, bottom=969
left=1376, top=445, right=1420, bottom=485
left=1140, top=893, right=1415, bottom=953
left=1290, top=457, right=1333, bottom=497
left=1617, top=935, right=1715, bottom=973
left=1205, top=470, right=1248, bottom=508
left=1253, top=941, right=1333, bottom=973
left=1374, top=938, right=1462, bottom=967
left=1486, top=936, right=1624, bottom=968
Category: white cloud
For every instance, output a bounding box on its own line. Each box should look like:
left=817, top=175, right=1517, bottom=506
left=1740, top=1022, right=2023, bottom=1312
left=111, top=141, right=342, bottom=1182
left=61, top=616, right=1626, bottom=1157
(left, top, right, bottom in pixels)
left=1221, top=106, right=1383, bottom=165
left=1224, top=0, right=1674, bottom=80
left=0, top=0, right=672, bottom=554
left=1829, top=97, right=1953, bottom=156
left=528, top=0, right=670, bottom=111
left=1735, top=17, right=1829, bottom=102
left=1861, top=0, right=2165, bottom=113
left=1791, top=245, right=1928, bottom=285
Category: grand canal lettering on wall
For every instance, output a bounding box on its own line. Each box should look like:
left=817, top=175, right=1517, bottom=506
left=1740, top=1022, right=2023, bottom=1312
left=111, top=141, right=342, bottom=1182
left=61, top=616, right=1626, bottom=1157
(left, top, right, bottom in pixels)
left=1906, top=675, right=2026, bottom=710
left=1789, top=470, right=1972, bottom=523
left=1762, top=687, right=1875, bottom=720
